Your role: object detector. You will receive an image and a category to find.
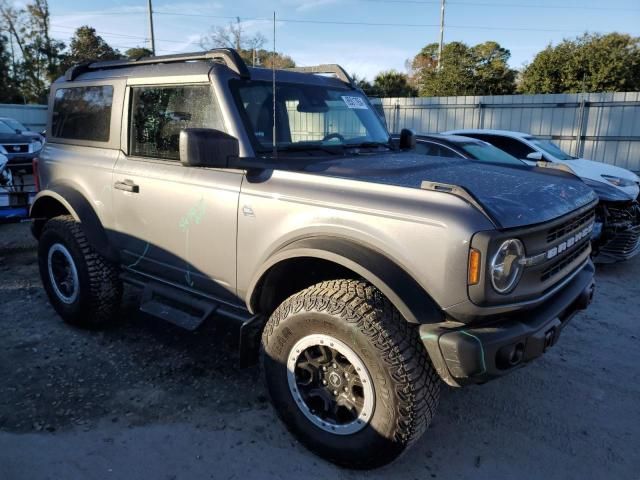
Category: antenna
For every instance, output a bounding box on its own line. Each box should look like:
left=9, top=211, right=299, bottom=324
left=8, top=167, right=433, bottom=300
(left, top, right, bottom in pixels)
left=272, top=11, right=277, bottom=159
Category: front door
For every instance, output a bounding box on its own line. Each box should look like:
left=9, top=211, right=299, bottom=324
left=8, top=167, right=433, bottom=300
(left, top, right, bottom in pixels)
left=112, top=83, right=243, bottom=302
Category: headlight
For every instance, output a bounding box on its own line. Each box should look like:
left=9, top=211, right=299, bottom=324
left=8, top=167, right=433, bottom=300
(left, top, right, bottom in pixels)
left=601, top=175, right=636, bottom=188
left=30, top=141, right=42, bottom=153
left=490, top=239, right=525, bottom=294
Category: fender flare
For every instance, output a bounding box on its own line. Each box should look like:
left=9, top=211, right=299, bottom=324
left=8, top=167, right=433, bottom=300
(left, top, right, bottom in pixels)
left=247, top=236, right=443, bottom=325
left=30, top=184, right=120, bottom=263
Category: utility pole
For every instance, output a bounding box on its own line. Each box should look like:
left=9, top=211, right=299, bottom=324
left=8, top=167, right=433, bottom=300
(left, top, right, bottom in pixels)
left=437, top=0, right=446, bottom=70
left=148, top=0, right=156, bottom=55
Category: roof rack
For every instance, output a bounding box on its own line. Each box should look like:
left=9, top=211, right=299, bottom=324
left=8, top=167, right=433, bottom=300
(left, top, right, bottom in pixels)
left=64, top=48, right=250, bottom=81
left=286, top=64, right=356, bottom=88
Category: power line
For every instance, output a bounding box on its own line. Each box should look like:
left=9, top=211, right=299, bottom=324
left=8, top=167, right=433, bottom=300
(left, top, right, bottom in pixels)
left=358, top=0, right=640, bottom=10
left=150, top=12, right=588, bottom=32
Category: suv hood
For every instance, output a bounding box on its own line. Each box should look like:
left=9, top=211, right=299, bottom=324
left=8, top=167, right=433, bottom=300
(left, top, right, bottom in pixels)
left=303, top=151, right=598, bottom=230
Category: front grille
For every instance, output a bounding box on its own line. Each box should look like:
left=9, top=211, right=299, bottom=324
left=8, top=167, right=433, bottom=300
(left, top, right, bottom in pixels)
left=600, top=225, right=640, bottom=258
left=541, top=239, right=590, bottom=282
left=2, top=143, right=29, bottom=153
left=546, top=209, right=595, bottom=243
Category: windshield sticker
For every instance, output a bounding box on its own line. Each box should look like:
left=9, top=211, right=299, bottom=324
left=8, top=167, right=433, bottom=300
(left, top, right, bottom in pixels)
left=341, top=96, right=368, bottom=110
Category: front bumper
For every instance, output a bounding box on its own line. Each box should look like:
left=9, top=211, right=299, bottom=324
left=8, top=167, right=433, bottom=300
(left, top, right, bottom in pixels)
left=420, top=260, right=595, bottom=387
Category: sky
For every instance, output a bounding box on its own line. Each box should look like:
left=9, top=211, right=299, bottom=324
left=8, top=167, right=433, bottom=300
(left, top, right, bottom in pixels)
left=40, top=0, right=640, bottom=80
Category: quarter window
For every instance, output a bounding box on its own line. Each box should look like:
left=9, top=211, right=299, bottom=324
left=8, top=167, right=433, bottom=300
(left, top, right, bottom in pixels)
left=51, top=86, right=113, bottom=141
left=129, top=85, right=224, bottom=160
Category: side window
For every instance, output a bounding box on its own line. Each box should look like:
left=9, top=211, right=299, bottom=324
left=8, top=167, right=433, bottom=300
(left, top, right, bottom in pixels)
left=486, top=136, right=535, bottom=159
left=129, top=85, right=224, bottom=161
left=51, top=86, right=113, bottom=141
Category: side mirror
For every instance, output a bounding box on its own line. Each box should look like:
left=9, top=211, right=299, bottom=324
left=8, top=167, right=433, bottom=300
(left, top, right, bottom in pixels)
left=526, top=151, right=544, bottom=161
left=399, top=128, right=416, bottom=150
left=179, top=128, right=239, bottom=168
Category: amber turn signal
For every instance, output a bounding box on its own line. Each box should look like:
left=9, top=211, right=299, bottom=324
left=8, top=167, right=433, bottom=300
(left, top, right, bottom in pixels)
left=468, top=248, right=481, bottom=285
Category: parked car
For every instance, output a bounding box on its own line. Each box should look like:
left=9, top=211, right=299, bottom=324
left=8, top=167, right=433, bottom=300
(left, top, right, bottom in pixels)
left=31, top=49, right=597, bottom=468
left=0, top=121, right=43, bottom=168
left=0, top=116, right=44, bottom=142
left=446, top=129, right=640, bottom=261
left=0, top=152, right=32, bottom=223
left=392, top=133, right=526, bottom=167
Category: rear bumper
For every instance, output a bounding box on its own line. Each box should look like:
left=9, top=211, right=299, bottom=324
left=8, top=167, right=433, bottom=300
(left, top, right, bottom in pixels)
left=420, top=261, right=595, bottom=387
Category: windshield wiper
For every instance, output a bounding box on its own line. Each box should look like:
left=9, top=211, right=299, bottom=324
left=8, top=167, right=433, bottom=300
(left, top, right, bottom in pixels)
left=344, top=141, right=394, bottom=150
left=263, top=144, right=345, bottom=156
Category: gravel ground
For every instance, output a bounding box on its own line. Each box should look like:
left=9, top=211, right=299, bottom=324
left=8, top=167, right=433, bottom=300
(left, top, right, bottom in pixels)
left=0, top=221, right=639, bottom=480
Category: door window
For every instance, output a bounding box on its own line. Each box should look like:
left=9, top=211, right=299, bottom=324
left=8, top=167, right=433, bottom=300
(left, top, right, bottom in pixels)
left=129, top=85, right=224, bottom=160
left=475, top=135, right=535, bottom=160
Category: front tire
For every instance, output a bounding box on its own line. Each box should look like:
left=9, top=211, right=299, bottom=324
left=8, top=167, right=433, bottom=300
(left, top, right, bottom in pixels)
left=38, top=215, right=122, bottom=327
left=261, top=279, right=440, bottom=469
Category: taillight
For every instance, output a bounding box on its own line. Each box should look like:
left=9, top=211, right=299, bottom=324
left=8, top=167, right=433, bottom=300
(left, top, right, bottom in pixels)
left=32, top=157, right=40, bottom=192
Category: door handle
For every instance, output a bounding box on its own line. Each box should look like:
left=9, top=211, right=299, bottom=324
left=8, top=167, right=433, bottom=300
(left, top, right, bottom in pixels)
left=114, top=180, right=139, bottom=193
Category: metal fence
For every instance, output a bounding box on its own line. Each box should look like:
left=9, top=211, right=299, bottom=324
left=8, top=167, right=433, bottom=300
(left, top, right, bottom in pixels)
left=0, top=104, right=47, bottom=132
left=371, top=92, right=640, bottom=172
left=2, top=92, right=640, bottom=171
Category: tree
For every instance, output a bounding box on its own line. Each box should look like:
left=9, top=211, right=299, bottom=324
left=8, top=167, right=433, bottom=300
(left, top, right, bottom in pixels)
left=370, top=70, right=417, bottom=97
left=125, top=47, right=153, bottom=59
left=200, top=18, right=294, bottom=68
left=519, top=33, right=640, bottom=94
left=410, top=41, right=516, bottom=96
left=0, top=0, right=64, bottom=102
left=351, top=72, right=375, bottom=96
left=59, top=26, right=121, bottom=72
left=0, top=34, right=21, bottom=102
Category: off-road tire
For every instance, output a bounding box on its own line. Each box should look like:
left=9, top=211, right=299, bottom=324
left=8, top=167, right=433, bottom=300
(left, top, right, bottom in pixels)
left=38, top=215, right=122, bottom=327
left=261, top=279, right=440, bottom=469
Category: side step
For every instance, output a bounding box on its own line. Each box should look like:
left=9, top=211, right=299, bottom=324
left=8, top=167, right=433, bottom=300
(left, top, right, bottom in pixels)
left=123, top=274, right=264, bottom=367
left=140, top=281, right=216, bottom=331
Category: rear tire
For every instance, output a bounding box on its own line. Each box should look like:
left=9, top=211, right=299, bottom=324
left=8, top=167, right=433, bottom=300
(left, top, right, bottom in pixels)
left=261, top=279, right=440, bottom=469
left=38, top=215, right=122, bottom=327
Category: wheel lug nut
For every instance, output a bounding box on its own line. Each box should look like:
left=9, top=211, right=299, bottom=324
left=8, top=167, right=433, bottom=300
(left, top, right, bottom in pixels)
left=333, top=390, right=338, bottom=395
left=322, top=366, right=327, bottom=371
left=322, top=380, right=327, bottom=385
left=332, top=363, right=337, bottom=369
left=343, top=387, right=348, bottom=392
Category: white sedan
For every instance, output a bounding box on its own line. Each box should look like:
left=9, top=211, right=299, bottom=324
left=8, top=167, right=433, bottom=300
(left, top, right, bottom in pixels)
left=445, top=129, right=640, bottom=200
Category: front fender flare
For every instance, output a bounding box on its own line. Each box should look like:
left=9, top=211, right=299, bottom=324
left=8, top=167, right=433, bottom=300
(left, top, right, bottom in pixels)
left=246, top=236, right=443, bottom=324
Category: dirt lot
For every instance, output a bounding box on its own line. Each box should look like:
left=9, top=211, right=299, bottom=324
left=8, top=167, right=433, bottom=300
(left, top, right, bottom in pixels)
left=0, top=221, right=638, bottom=480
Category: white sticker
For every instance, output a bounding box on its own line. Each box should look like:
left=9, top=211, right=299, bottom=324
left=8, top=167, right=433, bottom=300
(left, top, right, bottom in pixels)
left=341, top=96, right=368, bottom=110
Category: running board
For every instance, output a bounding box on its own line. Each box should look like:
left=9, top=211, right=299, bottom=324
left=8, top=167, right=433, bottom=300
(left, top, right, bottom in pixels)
left=122, top=272, right=264, bottom=367
left=140, top=282, right=216, bottom=331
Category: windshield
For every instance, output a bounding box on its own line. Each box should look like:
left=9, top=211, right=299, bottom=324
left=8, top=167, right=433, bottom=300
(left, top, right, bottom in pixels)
left=526, top=137, right=576, bottom=160
left=231, top=80, right=390, bottom=153
left=1, top=118, right=26, bottom=132
left=459, top=142, right=525, bottom=166
left=0, top=122, right=15, bottom=134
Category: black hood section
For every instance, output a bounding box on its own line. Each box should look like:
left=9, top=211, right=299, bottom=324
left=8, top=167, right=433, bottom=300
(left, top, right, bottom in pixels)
left=0, top=133, right=31, bottom=143
left=300, top=152, right=598, bottom=230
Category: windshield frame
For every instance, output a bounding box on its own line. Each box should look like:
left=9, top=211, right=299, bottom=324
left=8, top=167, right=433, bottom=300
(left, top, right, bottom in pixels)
left=228, top=78, right=391, bottom=156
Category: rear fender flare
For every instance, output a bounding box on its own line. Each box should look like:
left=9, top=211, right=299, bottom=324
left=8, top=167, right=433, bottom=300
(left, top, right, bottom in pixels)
left=30, top=184, right=120, bottom=263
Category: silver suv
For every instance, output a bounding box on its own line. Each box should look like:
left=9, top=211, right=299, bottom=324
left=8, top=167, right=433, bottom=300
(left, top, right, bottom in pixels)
left=31, top=49, right=597, bottom=468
